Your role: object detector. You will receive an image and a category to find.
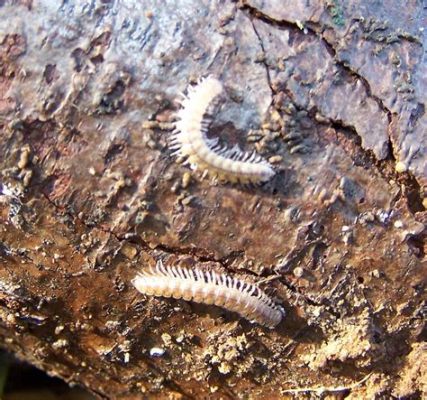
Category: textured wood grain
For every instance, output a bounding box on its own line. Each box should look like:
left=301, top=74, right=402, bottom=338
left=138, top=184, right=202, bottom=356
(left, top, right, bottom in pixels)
left=0, top=1, right=425, bottom=399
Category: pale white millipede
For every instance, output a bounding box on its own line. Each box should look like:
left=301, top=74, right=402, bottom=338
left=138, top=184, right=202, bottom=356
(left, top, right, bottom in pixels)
left=171, top=76, right=276, bottom=184
left=132, top=261, right=284, bottom=328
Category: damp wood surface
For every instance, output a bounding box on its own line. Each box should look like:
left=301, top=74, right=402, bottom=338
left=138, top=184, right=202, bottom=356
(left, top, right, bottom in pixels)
left=0, top=1, right=426, bottom=399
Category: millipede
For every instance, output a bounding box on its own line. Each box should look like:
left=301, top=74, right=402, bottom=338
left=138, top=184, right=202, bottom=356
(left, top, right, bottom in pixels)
left=171, top=76, right=276, bottom=184
left=132, top=261, right=284, bottom=328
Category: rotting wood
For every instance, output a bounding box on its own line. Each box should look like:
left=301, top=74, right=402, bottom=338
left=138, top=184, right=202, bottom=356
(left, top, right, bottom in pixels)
left=0, top=1, right=425, bottom=399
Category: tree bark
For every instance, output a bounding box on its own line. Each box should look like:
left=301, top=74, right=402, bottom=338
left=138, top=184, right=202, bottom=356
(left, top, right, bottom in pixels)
left=0, top=1, right=425, bottom=399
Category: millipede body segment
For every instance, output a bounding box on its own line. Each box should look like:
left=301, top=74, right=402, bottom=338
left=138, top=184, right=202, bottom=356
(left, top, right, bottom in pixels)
left=171, top=76, right=276, bottom=184
left=132, top=261, right=284, bottom=328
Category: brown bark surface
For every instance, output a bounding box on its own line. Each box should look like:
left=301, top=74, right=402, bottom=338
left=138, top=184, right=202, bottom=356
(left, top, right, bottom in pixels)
left=0, top=1, right=426, bottom=399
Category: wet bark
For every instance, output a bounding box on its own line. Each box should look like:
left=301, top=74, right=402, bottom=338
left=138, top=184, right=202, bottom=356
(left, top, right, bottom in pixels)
left=0, top=1, right=425, bottom=399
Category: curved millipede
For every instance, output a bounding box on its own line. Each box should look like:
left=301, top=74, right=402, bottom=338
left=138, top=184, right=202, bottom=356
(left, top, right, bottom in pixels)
left=132, top=261, right=284, bottom=328
left=171, top=76, right=276, bottom=184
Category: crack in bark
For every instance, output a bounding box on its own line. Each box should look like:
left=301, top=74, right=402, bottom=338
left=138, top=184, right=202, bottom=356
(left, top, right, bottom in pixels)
left=238, top=1, right=424, bottom=214
left=239, top=1, right=396, bottom=160
left=40, top=190, right=244, bottom=273
left=313, top=27, right=397, bottom=161
left=315, top=116, right=425, bottom=214
left=248, top=15, right=273, bottom=99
